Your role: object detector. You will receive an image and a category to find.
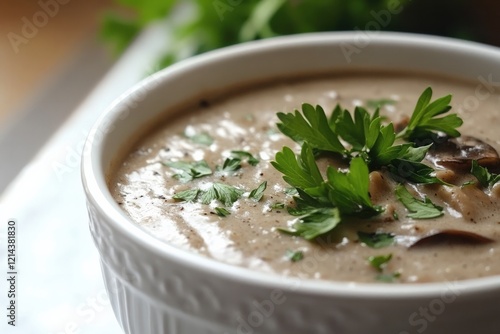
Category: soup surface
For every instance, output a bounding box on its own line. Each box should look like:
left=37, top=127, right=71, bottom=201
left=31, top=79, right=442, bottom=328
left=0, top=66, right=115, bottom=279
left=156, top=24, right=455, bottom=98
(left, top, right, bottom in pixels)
left=111, top=73, right=500, bottom=283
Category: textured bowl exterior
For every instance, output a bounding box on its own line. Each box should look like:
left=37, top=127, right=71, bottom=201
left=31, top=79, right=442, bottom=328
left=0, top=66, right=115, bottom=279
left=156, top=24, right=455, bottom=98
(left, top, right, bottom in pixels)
left=82, top=33, right=500, bottom=334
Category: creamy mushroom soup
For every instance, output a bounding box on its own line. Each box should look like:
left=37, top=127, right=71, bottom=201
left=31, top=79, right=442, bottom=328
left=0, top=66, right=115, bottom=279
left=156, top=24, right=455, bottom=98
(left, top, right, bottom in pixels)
left=110, top=72, right=500, bottom=283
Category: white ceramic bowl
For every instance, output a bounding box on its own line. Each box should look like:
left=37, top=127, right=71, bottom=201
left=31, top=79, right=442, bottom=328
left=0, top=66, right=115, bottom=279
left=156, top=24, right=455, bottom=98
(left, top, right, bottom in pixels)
left=82, top=32, right=500, bottom=334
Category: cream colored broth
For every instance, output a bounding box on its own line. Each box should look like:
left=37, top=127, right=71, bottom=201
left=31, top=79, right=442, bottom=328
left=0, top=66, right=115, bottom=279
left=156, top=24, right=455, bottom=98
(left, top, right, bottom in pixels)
left=111, top=73, right=500, bottom=283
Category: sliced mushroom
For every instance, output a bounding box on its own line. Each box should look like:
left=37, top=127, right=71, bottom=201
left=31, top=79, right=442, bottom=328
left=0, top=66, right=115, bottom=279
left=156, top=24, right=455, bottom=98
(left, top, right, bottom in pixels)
left=427, top=136, right=500, bottom=173
left=409, top=229, right=495, bottom=248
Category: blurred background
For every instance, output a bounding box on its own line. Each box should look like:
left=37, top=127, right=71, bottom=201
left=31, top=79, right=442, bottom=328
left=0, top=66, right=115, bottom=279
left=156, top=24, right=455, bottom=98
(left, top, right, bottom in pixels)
left=0, top=0, right=499, bottom=189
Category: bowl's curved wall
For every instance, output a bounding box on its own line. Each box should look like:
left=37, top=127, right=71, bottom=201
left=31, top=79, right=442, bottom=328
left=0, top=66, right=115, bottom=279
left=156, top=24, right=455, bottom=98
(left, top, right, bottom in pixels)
left=82, top=32, right=500, bottom=334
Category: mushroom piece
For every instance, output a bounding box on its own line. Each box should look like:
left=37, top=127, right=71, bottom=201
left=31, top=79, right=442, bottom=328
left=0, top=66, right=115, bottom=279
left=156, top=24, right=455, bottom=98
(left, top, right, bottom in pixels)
left=409, top=229, right=495, bottom=248
left=427, top=136, right=500, bottom=173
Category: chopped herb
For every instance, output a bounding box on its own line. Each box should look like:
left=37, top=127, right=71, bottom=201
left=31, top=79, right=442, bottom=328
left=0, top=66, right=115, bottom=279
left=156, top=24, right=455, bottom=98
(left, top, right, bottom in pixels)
left=376, top=272, right=401, bottom=283
left=284, top=187, right=298, bottom=196
left=220, top=158, right=242, bottom=172
left=214, top=207, right=231, bottom=217
left=249, top=181, right=267, bottom=201
left=163, top=160, right=212, bottom=183
left=389, top=159, right=450, bottom=185
left=273, top=145, right=381, bottom=238
left=471, top=160, right=500, bottom=188
left=231, top=150, right=260, bottom=166
left=368, top=254, right=393, bottom=272
left=395, top=184, right=443, bottom=219
left=271, top=202, right=286, bottom=210
left=285, top=249, right=304, bottom=262
left=173, top=182, right=244, bottom=207
left=186, top=132, right=214, bottom=146
left=172, top=188, right=199, bottom=202
left=392, top=211, right=399, bottom=220
left=397, top=87, right=462, bottom=141
left=279, top=207, right=341, bottom=240
left=357, top=232, right=395, bottom=248
left=200, top=183, right=244, bottom=206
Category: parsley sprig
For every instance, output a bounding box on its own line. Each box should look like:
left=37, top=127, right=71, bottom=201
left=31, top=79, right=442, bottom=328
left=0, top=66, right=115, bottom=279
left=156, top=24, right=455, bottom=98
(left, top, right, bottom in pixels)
left=471, top=160, right=500, bottom=188
left=397, top=87, right=462, bottom=141
left=273, top=87, right=461, bottom=240
left=395, top=184, right=443, bottom=219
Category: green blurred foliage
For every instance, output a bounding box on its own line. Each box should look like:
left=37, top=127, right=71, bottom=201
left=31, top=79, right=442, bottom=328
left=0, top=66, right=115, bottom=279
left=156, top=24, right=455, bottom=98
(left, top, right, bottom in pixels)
left=101, top=0, right=486, bottom=68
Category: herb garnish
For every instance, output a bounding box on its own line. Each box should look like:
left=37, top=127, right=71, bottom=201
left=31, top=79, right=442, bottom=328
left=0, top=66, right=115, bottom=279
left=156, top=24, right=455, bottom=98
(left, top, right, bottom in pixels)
left=279, top=207, right=341, bottom=240
left=272, top=87, right=460, bottom=240
left=368, top=254, right=400, bottom=282
left=358, top=232, right=395, bottom=249
left=368, top=254, right=393, bottom=272
left=249, top=181, right=267, bottom=201
left=271, top=203, right=286, bottom=210
left=163, top=160, right=212, bottom=183
left=230, top=150, right=260, bottom=166
left=395, top=184, right=443, bottom=219
left=172, top=188, right=199, bottom=202
left=214, top=207, right=231, bottom=217
left=471, top=160, right=500, bottom=188
left=185, top=132, right=214, bottom=146
left=397, top=87, right=462, bottom=141
left=220, top=158, right=242, bottom=172
left=285, top=250, right=304, bottom=262
left=173, top=182, right=244, bottom=207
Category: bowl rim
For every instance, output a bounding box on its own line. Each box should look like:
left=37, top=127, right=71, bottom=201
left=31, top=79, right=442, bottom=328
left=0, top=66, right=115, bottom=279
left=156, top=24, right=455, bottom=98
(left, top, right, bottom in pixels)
left=82, top=31, right=500, bottom=298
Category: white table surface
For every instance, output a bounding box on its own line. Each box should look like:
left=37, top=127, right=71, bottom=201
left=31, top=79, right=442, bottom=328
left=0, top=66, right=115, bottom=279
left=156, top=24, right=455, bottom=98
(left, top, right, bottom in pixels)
left=0, top=22, right=171, bottom=334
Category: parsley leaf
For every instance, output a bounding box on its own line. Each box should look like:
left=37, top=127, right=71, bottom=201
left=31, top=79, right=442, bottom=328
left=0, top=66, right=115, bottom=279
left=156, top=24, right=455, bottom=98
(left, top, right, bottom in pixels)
left=172, top=188, right=199, bottom=202
left=326, top=157, right=382, bottom=217
left=279, top=207, right=341, bottom=240
left=173, top=183, right=244, bottom=207
left=163, top=160, right=212, bottom=183
left=276, top=104, right=346, bottom=154
left=220, top=158, right=242, bottom=172
left=471, top=160, right=500, bottom=188
left=368, top=254, right=393, bottom=272
left=185, top=132, right=214, bottom=146
left=200, top=183, right=244, bottom=206
left=333, top=106, right=381, bottom=152
left=357, top=232, right=395, bottom=248
left=214, top=207, right=231, bottom=217
left=231, top=150, right=260, bottom=166
left=398, top=87, right=463, bottom=141
left=271, top=202, right=285, bottom=210
left=389, top=159, right=449, bottom=185
left=395, top=184, right=443, bottom=219
left=271, top=144, right=326, bottom=200
left=285, top=249, right=304, bottom=262
left=249, top=181, right=267, bottom=201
